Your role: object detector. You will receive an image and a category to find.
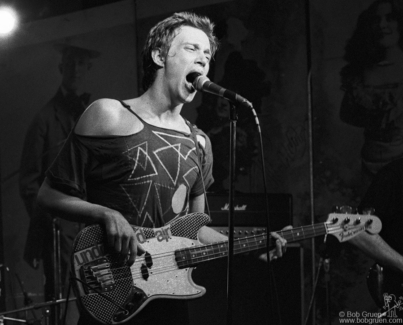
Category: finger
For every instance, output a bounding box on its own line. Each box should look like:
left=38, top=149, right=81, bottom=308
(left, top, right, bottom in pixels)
left=121, top=234, right=130, bottom=256
left=137, top=243, right=145, bottom=256
left=127, top=237, right=137, bottom=266
left=107, top=232, right=115, bottom=249
left=278, top=237, right=287, bottom=253
left=276, top=239, right=282, bottom=257
left=269, top=249, right=277, bottom=261
left=270, top=231, right=283, bottom=241
left=272, top=231, right=288, bottom=250
left=282, top=239, right=287, bottom=253
left=259, top=253, right=268, bottom=262
left=114, top=235, right=122, bottom=253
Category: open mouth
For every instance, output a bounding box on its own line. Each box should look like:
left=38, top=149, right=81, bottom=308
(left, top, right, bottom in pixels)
left=186, top=72, right=201, bottom=92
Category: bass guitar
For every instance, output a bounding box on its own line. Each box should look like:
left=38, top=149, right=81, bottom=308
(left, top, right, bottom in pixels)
left=71, top=211, right=381, bottom=324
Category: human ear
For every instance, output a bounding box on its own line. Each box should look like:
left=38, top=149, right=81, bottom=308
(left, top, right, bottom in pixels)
left=151, top=48, right=164, bottom=68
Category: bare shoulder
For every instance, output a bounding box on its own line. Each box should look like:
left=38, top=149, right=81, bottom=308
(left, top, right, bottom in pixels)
left=75, top=98, right=141, bottom=136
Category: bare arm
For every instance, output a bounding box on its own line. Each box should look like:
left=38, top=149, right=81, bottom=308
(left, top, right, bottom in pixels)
left=37, top=178, right=143, bottom=265
left=350, top=232, right=403, bottom=273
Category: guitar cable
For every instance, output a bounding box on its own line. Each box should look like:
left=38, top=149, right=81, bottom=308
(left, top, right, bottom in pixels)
left=61, top=279, right=72, bottom=325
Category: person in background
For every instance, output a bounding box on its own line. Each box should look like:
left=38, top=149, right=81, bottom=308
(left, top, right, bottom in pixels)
left=19, top=43, right=100, bottom=304
left=340, top=0, right=403, bottom=178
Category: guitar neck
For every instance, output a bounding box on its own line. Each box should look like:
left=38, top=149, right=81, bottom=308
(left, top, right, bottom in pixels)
left=176, top=223, right=327, bottom=267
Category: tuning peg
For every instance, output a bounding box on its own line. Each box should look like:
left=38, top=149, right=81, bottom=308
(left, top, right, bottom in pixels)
left=362, top=207, right=375, bottom=215
left=340, top=206, right=355, bottom=214
left=365, top=219, right=373, bottom=226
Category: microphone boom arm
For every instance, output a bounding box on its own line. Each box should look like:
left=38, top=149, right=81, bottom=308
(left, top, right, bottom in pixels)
left=192, top=75, right=253, bottom=108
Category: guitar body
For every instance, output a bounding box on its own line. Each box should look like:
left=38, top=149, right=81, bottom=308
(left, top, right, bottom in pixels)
left=71, top=213, right=210, bottom=325
left=367, top=263, right=403, bottom=308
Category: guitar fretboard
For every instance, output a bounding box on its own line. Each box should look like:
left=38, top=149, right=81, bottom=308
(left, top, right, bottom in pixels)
left=175, top=223, right=328, bottom=268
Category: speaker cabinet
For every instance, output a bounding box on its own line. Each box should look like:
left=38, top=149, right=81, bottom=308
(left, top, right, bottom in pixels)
left=206, top=193, right=293, bottom=230
left=188, top=243, right=304, bottom=325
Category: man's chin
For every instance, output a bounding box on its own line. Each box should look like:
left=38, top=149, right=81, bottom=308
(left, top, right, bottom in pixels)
left=182, top=92, right=197, bottom=105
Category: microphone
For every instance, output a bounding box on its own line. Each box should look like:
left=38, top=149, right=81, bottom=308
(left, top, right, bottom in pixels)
left=187, top=73, right=253, bottom=108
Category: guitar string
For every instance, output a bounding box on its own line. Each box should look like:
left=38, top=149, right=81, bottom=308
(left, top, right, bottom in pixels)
left=99, top=222, right=329, bottom=274
left=94, top=223, right=330, bottom=276
left=107, top=241, right=271, bottom=285
left=113, top=226, right=329, bottom=283
left=91, top=238, right=270, bottom=287
left=86, top=223, right=368, bottom=287
left=98, top=233, right=270, bottom=275
left=128, top=227, right=317, bottom=279
left=84, top=216, right=373, bottom=275
left=100, top=239, right=268, bottom=283
left=106, top=224, right=329, bottom=283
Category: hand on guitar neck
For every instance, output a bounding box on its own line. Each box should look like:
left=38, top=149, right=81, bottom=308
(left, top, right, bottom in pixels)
left=259, top=225, right=293, bottom=262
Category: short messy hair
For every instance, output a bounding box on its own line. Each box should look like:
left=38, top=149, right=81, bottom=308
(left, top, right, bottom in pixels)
left=142, top=12, right=219, bottom=91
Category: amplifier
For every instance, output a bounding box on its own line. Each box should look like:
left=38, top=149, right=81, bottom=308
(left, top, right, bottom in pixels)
left=206, top=193, right=293, bottom=230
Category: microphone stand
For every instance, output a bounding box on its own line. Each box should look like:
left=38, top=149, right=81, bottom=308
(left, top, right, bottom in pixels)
left=191, top=73, right=271, bottom=324
left=225, top=100, right=275, bottom=325
left=226, top=102, right=237, bottom=325
left=304, top=246, right=332, bottom=325
left=15, top=272, right=37, bottom=322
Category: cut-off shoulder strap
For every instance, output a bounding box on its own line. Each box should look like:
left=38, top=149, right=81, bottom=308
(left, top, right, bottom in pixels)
left=119, top=100, right=195, bottom=136
left=118, top=100, right=146, bottom=122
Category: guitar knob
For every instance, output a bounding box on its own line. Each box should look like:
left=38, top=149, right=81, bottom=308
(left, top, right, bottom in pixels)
left=133, top=291, right=143, bottom=301
left=362, top=207, right=375, bottom=215
left=340, top=206, right=353, bottom=214
left=344, top=217, right=350, bottom=224
left=354, top=218, right=361, bottom=225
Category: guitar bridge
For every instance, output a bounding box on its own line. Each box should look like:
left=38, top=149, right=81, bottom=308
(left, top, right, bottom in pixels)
left=80, top=257, right=116, bottom=293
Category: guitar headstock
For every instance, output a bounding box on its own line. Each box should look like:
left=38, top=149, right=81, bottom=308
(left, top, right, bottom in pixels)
left=325, top=213, right=382, bottom=242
